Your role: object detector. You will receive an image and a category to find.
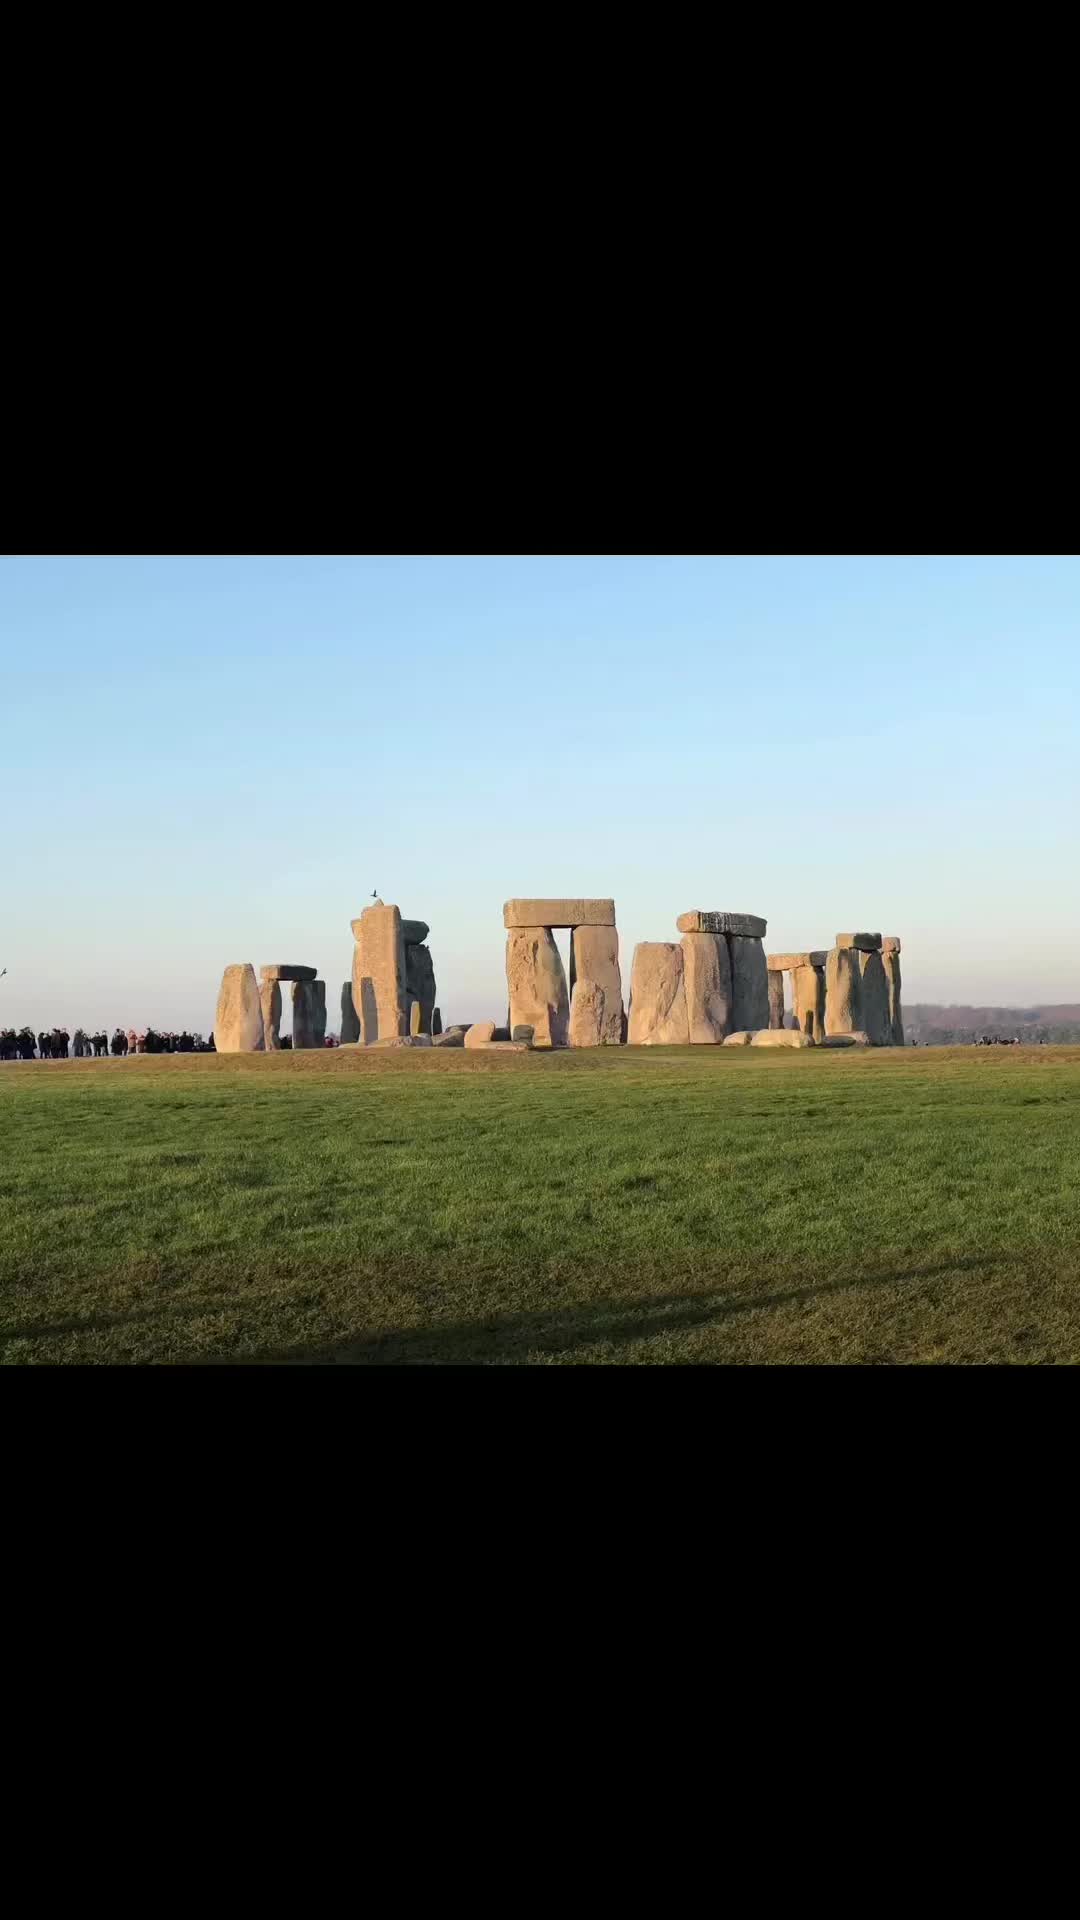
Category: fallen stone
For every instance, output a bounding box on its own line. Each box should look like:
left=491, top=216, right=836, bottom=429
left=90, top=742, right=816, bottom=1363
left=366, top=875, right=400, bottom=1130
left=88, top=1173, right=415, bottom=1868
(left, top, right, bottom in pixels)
left=569, top=925, right=623, bottom=1045
left=792, top=963, right=825, bottom=1043
left=259, top=964, right=318, bottom=983
left=433, top=1029, right=465, bottom=1047
left=292, top=979, right=319, bottom=1049
left=512, top=1024, right=535, bottom=1044
left=260, top=977, right=282, bottom=1050
left=680, top=931, right=733, bottom=1043
left=767, top=952, right=829, bottom=972
left=825, top=946, right=862, bottom=1035
left=214, top=965, right=265, bottom=1052
left=503, top=899, right=615, bottom=929
left=506, top=927, right=570, bottom=1048
left=883, top=947, right=904, bottom=1046
left=340, top=982, right=361, bottom=1045
left=819, top=1032, right=870, bottom=1048
left=352, top=902, right=407, bottom=1045
left=627, top=943, right=689, bottom=1045
left=834, top=933, right=882, bottom=951
left=465, top=1022, right=497, bottom=1048
left=676, top=911, right=767, bottom=938
left=730, top=936, right=769, bottom=1033
left=368, top=1035, right=420, bottom=1049
left=723, top=1030, right=755, bottom=1045
left=750, top=1029, right=813, bottom=1048
left=400, top=920, right=430, bottom=945
left=768, top=970, right=786, bottom=1031
left=858, top=949, right=891, bottom=1046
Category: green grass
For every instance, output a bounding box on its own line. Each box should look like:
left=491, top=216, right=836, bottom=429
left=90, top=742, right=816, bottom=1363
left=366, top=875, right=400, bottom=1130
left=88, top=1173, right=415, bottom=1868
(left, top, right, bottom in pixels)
left=2, top=1044, right=1080, bottom=1364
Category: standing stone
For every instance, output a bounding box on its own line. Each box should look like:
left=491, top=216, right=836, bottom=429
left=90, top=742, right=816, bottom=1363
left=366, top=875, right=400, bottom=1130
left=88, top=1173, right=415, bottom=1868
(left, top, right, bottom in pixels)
left=883, top=940, right=904, bottom=1046
left=681, top=931, right=733, bottom=1043
left=825, top=946, right=862, bottom=1036
left=292, top=980, right=318, bottom=1049
left=858, top=949, right=891, bottom=1046
left=405, top=943, right=437, bottom=1037
left=627, top=943, right=689, bottom=1045
left=792, top=964, right=825, bottom=1042
left=340, top=981, right=360, bottom=1044
left=815, top=965, right=827, bottom=1036
left=214, top=965, right=265, bottom=1053
left=260, top=977, right=282, bottom=1050
left=569, top=925, right=623, bottom=1045
left=432, top=1007, right=442, bottom=1036
left=312, top=980, right=327, bottom=1046
left=767, top=970, right=786, bottom=1031
left=569, top=981, right=606, bottom=1047
left=729, top=937, right=769, bottom=1034
left=506, top=927, right=569, bottom=1049
left=351, top=901, right=407, bottom=1045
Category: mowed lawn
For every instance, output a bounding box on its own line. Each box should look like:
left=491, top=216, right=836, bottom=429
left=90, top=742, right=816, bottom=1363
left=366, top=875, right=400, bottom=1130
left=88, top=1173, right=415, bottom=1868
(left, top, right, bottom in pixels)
left=2, top=1044, right=1080, bottom=1364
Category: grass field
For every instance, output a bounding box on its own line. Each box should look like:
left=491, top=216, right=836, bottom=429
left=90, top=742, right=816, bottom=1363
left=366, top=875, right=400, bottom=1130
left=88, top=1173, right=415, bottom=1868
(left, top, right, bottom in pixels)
left=2, top=1044, right=1079, bottom=1364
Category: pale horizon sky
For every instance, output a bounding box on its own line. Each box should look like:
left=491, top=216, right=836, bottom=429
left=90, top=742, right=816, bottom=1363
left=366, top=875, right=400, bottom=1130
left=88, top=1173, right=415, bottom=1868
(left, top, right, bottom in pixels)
left=1, top=554, right=1077, bottom=1034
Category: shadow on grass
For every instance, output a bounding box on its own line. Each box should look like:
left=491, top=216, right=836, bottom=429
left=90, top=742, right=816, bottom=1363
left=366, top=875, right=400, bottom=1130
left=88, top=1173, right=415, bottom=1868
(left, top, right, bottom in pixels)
left=236, top=1254, right=1022, bottom=1366
left=0, top=1253, right=1026, bottom=1365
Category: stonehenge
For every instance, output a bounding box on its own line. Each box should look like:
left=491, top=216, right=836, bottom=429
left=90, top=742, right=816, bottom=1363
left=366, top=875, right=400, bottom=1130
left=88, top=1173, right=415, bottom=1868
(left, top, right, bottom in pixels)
left=213, top=897, right=905, bottom=1057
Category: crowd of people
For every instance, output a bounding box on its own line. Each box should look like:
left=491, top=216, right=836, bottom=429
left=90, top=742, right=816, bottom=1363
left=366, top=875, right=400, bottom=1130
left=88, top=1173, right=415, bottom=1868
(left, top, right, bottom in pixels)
left=0, top=1027, right=216, bottom=1060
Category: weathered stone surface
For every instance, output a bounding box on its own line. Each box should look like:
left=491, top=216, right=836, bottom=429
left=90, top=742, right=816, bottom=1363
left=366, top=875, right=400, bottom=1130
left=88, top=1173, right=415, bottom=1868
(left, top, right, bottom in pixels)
left=884, top=948, right=904, bottom=1046
left=340, top=982, right=360, bottom=1045
left=506, top=928, right=569, bottom=1048
left=214, top=965, right=265, bottom=1053
left=312, top=980, right=327, bottom=1046
left=767, top=952, right=828, bottom=972
left=400, top=920, right=430, bottom=946
left=465, top=1021, right=497, bottom=1048
left=857, top=950, right=891, bottom=1046
left=882, top=936, right=901, bottom=955
left=820, top=1032, right=870, bottom=1048
left=512, top=1024, right=535, bottom=1044
left=432, top=1008, right=442, bottom=1035
left=835, top=933, right=882, bottom=951
left=405, top=943, right=437, bottom=1036
left=569, top=982, right=606, bottom=1048
left=751, top=1029, right=813, bottom=1048
left=433, top=1029, right=465, bottom=1047
left=730, top=936, right=769, bottom=1033
left=292, top=980, right=318, bottom=1049
left=352, top=902, right=406, bottom=1045
left=677, top=911, right=767, bottom=938
left=569, top=925, right=623, bottom=1045
left=627, top=943, right=689, bottom=1045
left=792, top=963, right=826, bottom=1043
left=768, top=970, right=786, bottom=1031
left=723, top=1030, right=755, bottom=1045
left=503, top=899, right=615, bottom=929
left=825, top=947, right=862, bottom=1035
left=260, top=978, right=282, bottom=1050
left=475, top=1041, right=531, bottom=1052
left=680, top=932, right=733, bottom=1043
left=259, top=964, right=317, bottom=983
left=368, top=1035, right=419, bottom=1049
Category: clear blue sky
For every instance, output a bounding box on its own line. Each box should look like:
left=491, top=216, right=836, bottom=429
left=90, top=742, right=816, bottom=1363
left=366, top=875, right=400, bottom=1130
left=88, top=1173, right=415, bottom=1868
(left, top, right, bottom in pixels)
left=1, top=554, right=1077, bottom=1033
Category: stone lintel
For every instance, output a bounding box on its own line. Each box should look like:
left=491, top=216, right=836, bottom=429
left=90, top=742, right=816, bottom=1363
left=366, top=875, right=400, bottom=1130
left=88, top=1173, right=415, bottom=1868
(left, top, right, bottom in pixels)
left=401, top=919, right=430, bottom=945
left=834, top=933, right=882, bottom=951
left=767, top=951, right=828, bottom=972
left=260, top=964, right=317, bottom=982
left=676, top=911, right=767, bottom=938
left=882, top=936, right=901, bottom=954
left=503, top=898, right=615, bottom=929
